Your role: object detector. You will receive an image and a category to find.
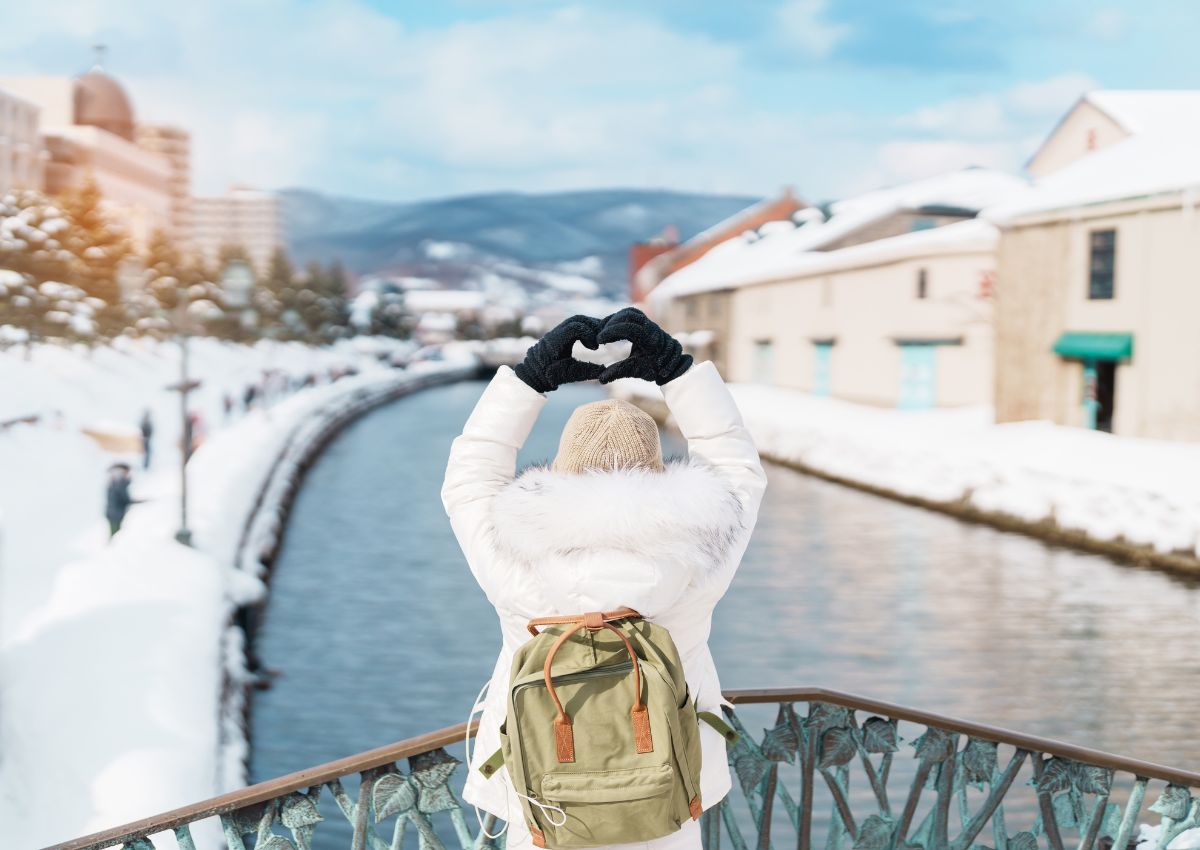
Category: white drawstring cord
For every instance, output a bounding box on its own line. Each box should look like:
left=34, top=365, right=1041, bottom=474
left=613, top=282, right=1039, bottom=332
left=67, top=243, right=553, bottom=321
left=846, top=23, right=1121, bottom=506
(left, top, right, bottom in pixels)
left=466, top=679, right=508, bottom=839
left=465, top=680, right=569, bottom=837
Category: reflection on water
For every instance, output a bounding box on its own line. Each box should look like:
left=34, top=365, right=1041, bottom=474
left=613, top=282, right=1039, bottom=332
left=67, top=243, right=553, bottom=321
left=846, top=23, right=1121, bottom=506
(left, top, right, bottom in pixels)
left=251, top=379, right=1200, bottom=846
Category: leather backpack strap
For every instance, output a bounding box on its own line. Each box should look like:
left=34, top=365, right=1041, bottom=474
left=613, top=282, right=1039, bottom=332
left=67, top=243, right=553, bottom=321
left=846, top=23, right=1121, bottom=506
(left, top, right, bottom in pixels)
left=539, top=612, right=653, bottom=762
left=526, top=606, right=641, bottom=637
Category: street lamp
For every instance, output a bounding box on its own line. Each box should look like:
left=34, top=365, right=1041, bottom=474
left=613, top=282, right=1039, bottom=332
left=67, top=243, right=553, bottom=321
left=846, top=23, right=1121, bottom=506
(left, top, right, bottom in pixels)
left=164, top=282, right=202, bottom=547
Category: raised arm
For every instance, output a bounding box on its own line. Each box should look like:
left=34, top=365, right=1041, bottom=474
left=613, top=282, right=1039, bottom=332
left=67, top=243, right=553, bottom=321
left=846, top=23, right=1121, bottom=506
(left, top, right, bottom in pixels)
left=662, top=361, right=766, bottom=521
left=442, top=315, right=605, bottom=596
left=442, top=366, right=546, bottom=595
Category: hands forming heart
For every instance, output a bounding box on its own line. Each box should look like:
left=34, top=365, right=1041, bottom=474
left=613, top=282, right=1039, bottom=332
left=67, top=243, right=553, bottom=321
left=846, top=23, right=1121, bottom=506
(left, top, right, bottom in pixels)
left=513, top=308, right=693, bottom=393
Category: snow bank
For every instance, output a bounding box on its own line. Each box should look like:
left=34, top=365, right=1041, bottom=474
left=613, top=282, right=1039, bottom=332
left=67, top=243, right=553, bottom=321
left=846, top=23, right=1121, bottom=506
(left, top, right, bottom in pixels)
left=613, top=379, right=1200, bottom=562
left=0, top=338, right=474, bottom=849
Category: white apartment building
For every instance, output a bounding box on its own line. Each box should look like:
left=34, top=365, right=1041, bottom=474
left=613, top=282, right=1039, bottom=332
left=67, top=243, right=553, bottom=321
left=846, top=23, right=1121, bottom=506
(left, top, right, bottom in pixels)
left=0, top=86, right=44, bottom=194
left=193, top=187, right=284, bottom=277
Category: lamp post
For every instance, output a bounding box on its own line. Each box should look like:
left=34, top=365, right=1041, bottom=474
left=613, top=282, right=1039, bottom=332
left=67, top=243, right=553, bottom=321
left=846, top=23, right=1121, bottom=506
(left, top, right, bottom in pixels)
left=164, top=283, right=201, bottom=547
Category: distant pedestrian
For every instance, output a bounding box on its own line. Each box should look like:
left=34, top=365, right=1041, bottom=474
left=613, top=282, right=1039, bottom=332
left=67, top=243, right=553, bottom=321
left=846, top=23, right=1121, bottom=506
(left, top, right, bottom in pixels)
left=139, top=409, right=154, bottom=469
left=184, top=410, right=206, bottom=459
left=223, top=393, right=234, bottom=421
left=243, top=384, right=257, bottom=412
left=105, top=463, right=134, bottom=538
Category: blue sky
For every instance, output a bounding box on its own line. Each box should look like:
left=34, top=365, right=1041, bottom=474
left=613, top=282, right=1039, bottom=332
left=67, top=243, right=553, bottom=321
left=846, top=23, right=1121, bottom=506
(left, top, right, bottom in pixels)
left=2, top=0, right=1198, bottom=202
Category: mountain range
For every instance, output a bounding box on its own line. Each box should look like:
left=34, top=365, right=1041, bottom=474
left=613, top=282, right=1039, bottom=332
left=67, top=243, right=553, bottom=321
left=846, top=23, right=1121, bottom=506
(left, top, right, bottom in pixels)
left=281, top=187, right=760, bottom=300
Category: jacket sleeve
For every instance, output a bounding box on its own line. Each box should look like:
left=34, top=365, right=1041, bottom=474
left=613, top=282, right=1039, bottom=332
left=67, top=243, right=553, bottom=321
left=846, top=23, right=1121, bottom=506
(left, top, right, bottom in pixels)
left=661, top=361, right=766, bottom=590
left=442, top=366, right=548, bottom=597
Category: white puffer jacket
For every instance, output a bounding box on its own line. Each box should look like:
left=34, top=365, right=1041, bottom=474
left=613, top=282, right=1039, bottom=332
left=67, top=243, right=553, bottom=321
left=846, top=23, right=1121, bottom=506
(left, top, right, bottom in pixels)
left=441, top=361, right=766, bottom=823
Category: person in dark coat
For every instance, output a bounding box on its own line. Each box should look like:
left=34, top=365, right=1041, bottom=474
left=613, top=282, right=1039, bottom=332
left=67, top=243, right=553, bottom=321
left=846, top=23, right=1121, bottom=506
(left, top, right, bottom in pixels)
left=105, top=463, right=134, bottom=537
left=139, top=409, right=154, bottom=469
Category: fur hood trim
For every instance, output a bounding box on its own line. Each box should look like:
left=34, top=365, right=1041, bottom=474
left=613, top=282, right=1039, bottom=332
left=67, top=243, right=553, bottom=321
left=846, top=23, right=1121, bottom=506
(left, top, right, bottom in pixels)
left=490, top=459, right=743, bottom=576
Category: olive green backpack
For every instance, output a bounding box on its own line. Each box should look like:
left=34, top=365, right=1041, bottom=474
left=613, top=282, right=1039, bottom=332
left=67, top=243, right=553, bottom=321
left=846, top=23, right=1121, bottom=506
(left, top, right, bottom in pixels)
left=477, top=608, right=737, bottom=849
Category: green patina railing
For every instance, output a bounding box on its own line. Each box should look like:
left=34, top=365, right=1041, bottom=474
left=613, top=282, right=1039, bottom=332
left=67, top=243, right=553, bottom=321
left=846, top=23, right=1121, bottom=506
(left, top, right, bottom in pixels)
left=44, top=687, right=1200, bottom=850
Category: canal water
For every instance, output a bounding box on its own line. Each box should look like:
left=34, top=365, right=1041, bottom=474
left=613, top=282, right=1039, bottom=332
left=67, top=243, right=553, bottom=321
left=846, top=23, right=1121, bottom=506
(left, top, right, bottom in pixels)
left=250, top=379, right=1200, bottom=845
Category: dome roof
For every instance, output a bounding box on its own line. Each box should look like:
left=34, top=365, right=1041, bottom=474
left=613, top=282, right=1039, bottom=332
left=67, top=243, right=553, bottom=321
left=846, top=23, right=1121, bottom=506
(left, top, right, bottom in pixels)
left=73, top=69, right=135, bottom=141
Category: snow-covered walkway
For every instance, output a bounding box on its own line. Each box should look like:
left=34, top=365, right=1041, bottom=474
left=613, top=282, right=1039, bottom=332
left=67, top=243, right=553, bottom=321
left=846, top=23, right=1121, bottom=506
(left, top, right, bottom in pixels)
left=614, top=379, right=1200, bottom=567
left=0, top=337, right=473, bottom=849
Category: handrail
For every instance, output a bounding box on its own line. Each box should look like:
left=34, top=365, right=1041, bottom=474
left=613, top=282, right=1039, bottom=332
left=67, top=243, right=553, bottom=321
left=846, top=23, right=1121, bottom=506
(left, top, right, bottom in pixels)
left=43, top=720, right=479, bottom=850
left=725, top=687, right=1200, bottom=786
left=42, top=686, right=1200, bottom=850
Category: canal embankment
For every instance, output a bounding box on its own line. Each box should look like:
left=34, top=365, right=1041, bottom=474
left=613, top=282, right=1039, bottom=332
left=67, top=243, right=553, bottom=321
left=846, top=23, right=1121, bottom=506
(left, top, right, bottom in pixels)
left=612, top=377, right=1200, bottom=577
left=0, top=356, right=474, bottom=850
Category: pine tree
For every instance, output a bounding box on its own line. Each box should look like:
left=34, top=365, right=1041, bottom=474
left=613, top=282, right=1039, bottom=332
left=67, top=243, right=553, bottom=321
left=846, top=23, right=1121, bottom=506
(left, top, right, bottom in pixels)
left=366, top=283, right=408, bottom=338
left=260, top=247, right=296, bottom=336
left=61, top=179, right=130, bottom=303
left=0, top=190, right=93, bottom=346
left=323, top=260, right=351, bottom=338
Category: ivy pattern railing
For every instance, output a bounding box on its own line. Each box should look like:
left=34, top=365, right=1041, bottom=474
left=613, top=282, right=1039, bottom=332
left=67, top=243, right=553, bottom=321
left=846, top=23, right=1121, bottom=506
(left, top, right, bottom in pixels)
left=45, top=689, right=1200, bottom=850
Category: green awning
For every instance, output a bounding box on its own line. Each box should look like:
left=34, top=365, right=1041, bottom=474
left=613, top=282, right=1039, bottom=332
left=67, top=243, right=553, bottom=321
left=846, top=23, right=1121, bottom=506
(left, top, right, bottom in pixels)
left=1052, top=332, right=1133, bottom=361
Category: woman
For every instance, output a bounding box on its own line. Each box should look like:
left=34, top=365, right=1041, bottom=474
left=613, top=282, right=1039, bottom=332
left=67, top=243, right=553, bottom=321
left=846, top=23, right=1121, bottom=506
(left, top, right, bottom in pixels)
left=442, top=308, right=766, bottom=849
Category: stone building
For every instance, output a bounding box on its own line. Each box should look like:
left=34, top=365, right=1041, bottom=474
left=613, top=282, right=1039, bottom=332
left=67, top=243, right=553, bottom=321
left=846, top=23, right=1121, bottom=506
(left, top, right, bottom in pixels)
left=650, top=168, right=1024, bottom=407
left=988, top=90, right=1200, bottom=439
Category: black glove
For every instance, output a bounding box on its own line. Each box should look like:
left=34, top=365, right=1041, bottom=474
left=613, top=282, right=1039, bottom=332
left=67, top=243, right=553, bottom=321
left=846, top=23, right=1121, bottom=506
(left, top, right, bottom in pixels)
left=513, top=315, right=605, bottom=393
left=596, top=307, right=692, bottom=385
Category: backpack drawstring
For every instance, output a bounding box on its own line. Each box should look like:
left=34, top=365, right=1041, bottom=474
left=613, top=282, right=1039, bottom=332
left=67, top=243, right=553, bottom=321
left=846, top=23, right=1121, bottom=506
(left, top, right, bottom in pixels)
left=465, top=680, right=568, bottom=837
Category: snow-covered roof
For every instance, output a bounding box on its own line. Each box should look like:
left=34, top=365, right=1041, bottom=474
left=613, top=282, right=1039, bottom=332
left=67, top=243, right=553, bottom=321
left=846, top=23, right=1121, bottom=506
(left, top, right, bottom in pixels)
left=987, top=136, right=1200, bottom=222
left=678, top=191, right=793, bottom=248
left=756, top=218, right=998, bottom=282
left=1085, top=90, right=1200, bottom=136
left=634, top=190, right=803, bottom=291
left=989, top=90, right=1200, bottom=221
left=651, top=168, right=1023, bottom=303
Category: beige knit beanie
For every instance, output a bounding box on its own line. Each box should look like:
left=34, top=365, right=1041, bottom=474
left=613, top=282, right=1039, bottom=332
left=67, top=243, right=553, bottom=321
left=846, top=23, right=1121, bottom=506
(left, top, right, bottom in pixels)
left=553, top=398, right=664, bottom=474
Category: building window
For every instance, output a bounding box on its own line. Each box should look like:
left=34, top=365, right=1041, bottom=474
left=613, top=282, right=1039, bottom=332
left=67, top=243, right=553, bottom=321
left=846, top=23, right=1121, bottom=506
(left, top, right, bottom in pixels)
left=916, top=268, right=928, bottom=299
left=752, top=340, right=774, bottom=384
left=1088, top=229, right=1116, bottom=299
left=911, top=217, right=936, bottom=232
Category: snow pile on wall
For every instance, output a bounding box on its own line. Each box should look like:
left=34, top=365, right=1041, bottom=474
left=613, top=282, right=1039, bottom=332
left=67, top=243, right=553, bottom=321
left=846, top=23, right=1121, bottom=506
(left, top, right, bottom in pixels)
left=0, top=338, right=473, bottom=850
left=614, top=379, right=1200, bottom=561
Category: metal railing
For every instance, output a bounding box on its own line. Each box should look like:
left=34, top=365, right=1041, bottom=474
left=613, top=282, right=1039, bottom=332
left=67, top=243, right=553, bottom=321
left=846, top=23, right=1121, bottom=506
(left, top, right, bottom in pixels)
left=44, top=687, right=1200, bottom=850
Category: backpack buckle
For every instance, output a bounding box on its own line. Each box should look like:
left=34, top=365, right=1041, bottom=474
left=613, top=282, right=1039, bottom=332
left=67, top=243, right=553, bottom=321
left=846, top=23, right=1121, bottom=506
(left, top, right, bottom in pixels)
left=582, top=611, right=605, bottom=630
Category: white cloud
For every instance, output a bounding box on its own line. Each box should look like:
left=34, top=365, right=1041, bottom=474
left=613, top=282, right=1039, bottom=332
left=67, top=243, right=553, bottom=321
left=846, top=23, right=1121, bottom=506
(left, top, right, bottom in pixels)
left=0, top=2, right=1095, bottom=205
left=897, top=73, right=1095, bottom=140
left=774, top=0, right=851, bottom=60
left=872, top=139, right=1024, bottom=184
left=865, top=73, right=1098, bottom=189
left=1006, top=73, right=1096, bottom=116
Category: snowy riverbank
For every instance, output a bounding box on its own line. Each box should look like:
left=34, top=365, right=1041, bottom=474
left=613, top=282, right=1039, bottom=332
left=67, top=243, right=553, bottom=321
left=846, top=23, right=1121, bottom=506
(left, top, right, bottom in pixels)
left=613, top=378, right=1200, bottom=572
left=0, top=337, right=474, bottom=849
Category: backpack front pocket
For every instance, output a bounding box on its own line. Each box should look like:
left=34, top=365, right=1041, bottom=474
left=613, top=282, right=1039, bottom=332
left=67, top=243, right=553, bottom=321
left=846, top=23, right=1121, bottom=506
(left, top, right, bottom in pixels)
left=541, top=763, right=673, bottom=803
left=538, top=763, right=683, bottom=846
